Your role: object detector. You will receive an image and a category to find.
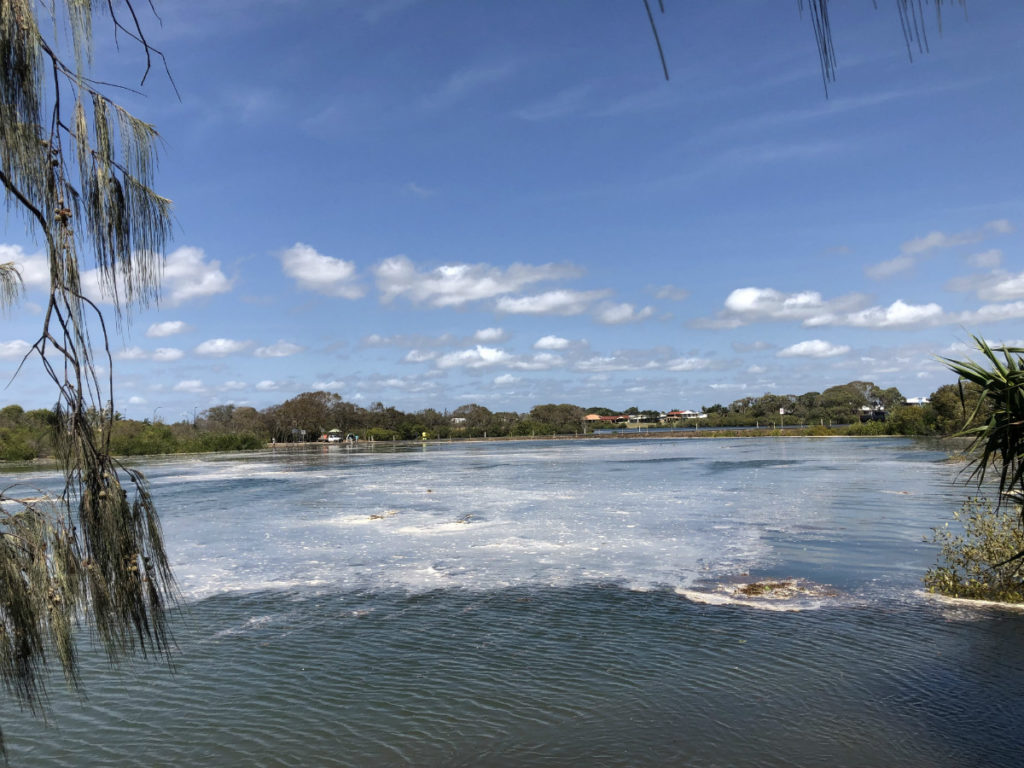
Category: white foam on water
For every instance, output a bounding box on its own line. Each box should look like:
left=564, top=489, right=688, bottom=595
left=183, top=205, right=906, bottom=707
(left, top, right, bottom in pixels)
left=141, top=439, right=962, bottom=601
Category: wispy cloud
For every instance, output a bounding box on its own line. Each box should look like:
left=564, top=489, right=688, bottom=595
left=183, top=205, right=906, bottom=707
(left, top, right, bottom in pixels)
left=496, top=289, right=608, bottom=316
left=423, top=61, right=519, bottom=109
left=376, top=255, right=579, bottom=308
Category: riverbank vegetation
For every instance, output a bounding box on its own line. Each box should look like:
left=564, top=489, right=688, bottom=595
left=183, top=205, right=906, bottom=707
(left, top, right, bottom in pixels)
left=925, top=339, right=1024, bottom=603
left=0, top=378, right=983, bottom=461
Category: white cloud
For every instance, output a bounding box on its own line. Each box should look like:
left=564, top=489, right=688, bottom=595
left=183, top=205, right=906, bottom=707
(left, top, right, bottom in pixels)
left=152, top=347, right=185, bottom=362
left=596, top=302, right=655, bottom=325
left=511, top=352, right=564, bottom=371
left=843, top=300, right=944, bottom=328
left=146, top=320, right=189, bottom=338
left=195, top=338, right=251, bottom=357
left=968, top=249, right=1003, bottom=268
left=665, top=357, right=710, bottom=371
left=163, top=246, right=233, bottom=305
left=254, top=340, right=304, bottom=358
left=173, top=379, right=206, bottom=393
left=865, top=255, right=915, bottom=279
left=117, top=346, right=148, bottom=360
left=280, top=242, right=363, bottom=299
left=1, top=246, right=48, bottom=289
left=496, top=289, right=607, bottom=316
left=255, top=380, right=279, bottom=391
left=222, top=381, right=248, bottom=390
left=699, top=287, right=865, bottom=328
left=312, top=380, right=345, bottom=391
left=404, top=349, right=436, bottom=363
left=574, top=355, right=646, bottom=373
left=748, top=364, right=767, bottom=374
left=956, top=301, right=1024, bottom=325
left=976, top=271, right=1024, bottom=302
left=375, top=255, right=578, bottom=308
left=778, top=340, right=850, bottom=358
left=494, top=374, right=519, bottom=385
left=473, top=327, right=505, bottom=342
left=0, top=339, right=31, bottom=359
left=128, top=396, right=147, bottom=405
left=534, top=335, right=570, bottom=350
left=435, top=345, right=511, bottom=369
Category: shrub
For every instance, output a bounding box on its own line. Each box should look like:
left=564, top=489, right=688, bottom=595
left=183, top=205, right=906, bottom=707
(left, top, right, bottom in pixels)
left=923, top=497, right=1024, bottom=603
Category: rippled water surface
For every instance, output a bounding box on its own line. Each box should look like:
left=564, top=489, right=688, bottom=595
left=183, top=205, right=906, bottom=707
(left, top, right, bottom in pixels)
left=5, top=438, right=1024, bottom=766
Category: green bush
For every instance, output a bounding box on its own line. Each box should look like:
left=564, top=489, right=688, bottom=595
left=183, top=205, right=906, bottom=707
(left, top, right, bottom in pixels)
left=923, top=497, right=1024, bottom=603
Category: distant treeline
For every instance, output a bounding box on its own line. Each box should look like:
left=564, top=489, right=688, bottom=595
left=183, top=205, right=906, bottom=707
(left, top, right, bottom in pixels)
left=0, top=379, right=985, bottom=460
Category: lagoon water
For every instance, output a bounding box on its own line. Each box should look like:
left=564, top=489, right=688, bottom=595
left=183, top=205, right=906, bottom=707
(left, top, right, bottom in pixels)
left=5, top=437, right=1024, bottom=766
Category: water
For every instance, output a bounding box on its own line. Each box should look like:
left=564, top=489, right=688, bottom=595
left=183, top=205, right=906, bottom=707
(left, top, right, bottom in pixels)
left=4, top=437, right=1023, bottom=766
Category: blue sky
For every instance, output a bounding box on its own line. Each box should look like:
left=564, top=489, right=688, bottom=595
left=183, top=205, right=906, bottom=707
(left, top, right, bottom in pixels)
left=3, top=1, right=1024, bottom=421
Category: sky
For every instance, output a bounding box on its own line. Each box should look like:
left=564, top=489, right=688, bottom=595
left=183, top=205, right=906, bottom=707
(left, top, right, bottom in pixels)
left=2, top=1, right=1024, bottom=422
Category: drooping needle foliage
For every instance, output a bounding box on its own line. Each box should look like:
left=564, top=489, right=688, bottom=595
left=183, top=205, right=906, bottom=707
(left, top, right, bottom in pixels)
left=0, top=0, right=176, bottom=745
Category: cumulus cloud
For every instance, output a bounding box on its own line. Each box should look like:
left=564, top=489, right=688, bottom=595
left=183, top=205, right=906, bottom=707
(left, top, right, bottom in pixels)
left=435, top=345, right=511, bottom=369
left=173, top=379, right=206, bottom=393
left=777, top=340, right=850, bottom=358
left=255, top=340, right=304, bottom=358
left=0, top=246, right=48, bottom=289
left=956, top=301, right=1024, bottom=325
left=534, top=335, right=570, bottom=350
left=698, top=286, right=866, bottom=328
left=497, top=289, right=607, bottom=316
left=146, top=320, right=189, bottom=338
left=473, top=327, right=505, bottom=342
left=702, top=287, right=949, bottom=329
left=974, top=271, right=1024, bottom=302
left=312, top=379, right=345, bottom=391
left=222, top=381, right=248, bottom=390
left=842, top=300, right=944, bottom=328
left=0, top=339, right=31, bottom=359
left=152, top=347, right=185, bottom=362
left=195, top=338, right=251, bottom=357
left=163, top=246, right=233, bottom=305
left=128, top=396, right=147, bottom=405
left=280, top=242, right=363, bottom=299
left=494, top=374, right=519, bottom=385
left=255, top=380, right=279, bottom=391
left=596, top=302, right=655, bottom=325
left=375, top=255, right=578, bottom=308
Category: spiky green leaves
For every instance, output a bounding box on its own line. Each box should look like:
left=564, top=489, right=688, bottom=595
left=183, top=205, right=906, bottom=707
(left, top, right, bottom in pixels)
left=942, top=336, right=1024, bottom=508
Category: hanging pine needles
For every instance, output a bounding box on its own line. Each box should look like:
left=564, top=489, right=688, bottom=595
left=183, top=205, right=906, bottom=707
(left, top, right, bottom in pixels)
left=0, top=0, right=177, bottom=751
